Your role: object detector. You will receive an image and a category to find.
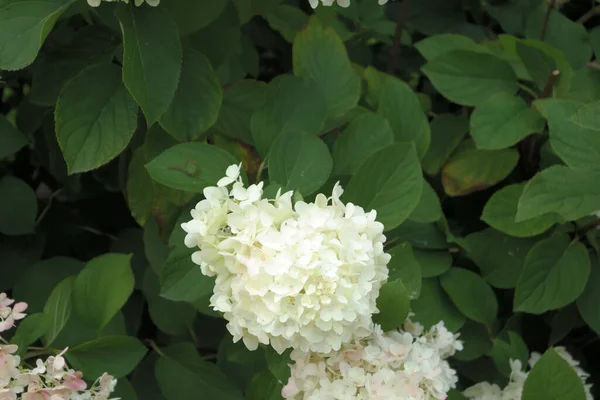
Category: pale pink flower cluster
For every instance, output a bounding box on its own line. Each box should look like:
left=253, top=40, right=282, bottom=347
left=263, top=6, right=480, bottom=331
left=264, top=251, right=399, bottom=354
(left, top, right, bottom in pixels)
left=463, top=347, right=593, bottom=400
left=182, top=164, right=390, bottom=354
left=282, top=321, right=462, bottom=400
left=0, top=294, right=118, bottom=400
left=308, top=0, right=388, bottom=8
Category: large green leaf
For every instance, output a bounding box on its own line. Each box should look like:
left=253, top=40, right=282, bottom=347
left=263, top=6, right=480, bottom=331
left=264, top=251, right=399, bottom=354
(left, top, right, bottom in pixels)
left=411, top=278, right=466, bottom=332
left=422, top=114, right=469, bottom=176
left=471, top=93, right=545, bottom=150
left=387, top=243, right=422, bottom=299
left=535, top=99, right=600, bottom=171
left=516, top=166, right=600, bottom=222
left=378, top=75, right=430, bottom=157
left=162, top=0, right=227, bottom=35
left=67, top=335, right=147, bottom=379
left=408, top=180, right=443, bottom=223
left=160, top=49, right=222, bottom=141
left=514, top=235, right=590, bottom=314
left=293, top=17, right=360, bottom=117
left=522, top=349, right=587, bottom=400
left=0, top=176, right=37, bottom=235
left=55, top=63, right=138, bottom=174
left=155, top=343, right=242, bottom=400
left=268, top=132, right=332, bottom=196
left=465, top=228, right=537, bottom=289
left=246, top=371, right=283, bottom=400
left=415, top=34, right=484, bottom=60
left=160, top=247, right=214, bottom=303
left=0, top=0, right=75, bottom=70
left=251, top=75, right=327, bottom=157
left=492, top=331, right=529, bottom=376
left=422, top=50, right=518, bottom=106
left=373, top=279, right=410, bottom=331
left=145, top=142, right=239, bottom=193
left=343, top=143, right=422, bottom=231
left=440, top=268, right=498, bottom=326
left=454, top=321, right=493, bottom=362
left=482, top=183, right=558, bottom=237
left=332, top=112, right=393, bottom=176
left=72, top=254, right=134, bottom=330
left=442, top=141, right=519, bottom=197
left=0, top=115, right=28, bottom=159
left=576, top=254, right=600, bottom=335
left=515, top=40, right=557, bottom=91
left=43, top=276, right=75, bottom=346
left=116, top=5, right=182, bottom=125
left=413, top=249, right=452, bottom=278
left=10, top=313, right=51, bottom=355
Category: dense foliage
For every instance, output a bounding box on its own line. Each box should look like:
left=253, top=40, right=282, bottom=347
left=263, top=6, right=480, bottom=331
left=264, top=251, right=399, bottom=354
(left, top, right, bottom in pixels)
left=1, top=0, right=600, bottom=398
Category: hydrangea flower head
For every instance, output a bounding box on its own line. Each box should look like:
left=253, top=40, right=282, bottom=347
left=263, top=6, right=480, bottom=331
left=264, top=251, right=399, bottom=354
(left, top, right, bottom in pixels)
left=282, top=321, right=462, bottom=399
left=182, top=164, right=391, bottom=354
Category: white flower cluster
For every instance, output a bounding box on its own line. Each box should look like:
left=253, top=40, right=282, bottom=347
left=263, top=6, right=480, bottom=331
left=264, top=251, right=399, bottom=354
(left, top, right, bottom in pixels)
left=182, top=164, right=390, bottom=354
left=308, top=0, right=388, bottom=8
left=0, top=294, right=118, bottom=400
left=0, top=293, right=27, bottom=332
left=281, top=320, right=462, bottom=399
left=463, top=346, right=593, bottom=400
left=86, top=0, right=159, bottom=7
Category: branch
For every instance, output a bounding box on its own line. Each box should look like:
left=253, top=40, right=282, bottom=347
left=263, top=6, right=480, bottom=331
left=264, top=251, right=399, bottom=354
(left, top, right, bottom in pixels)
left=539, top=69, right=560, bottom=99
left=578, top=218, right=600, bottom=237
left=540, top=0, right=554, bottom=41
left=387, top=0, right=411, bottom=74
left=577, top=5, right=600, bottom=24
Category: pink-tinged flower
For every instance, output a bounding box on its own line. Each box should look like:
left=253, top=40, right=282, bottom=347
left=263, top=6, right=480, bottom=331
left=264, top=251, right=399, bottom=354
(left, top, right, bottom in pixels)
left=52, top=348, right=68, bottom=371
left=0, top=389, right=16, bottom=400
left=11, top=303, right=27, bottom=321
left=64, top=370, right=87, bottom=391
left=0, top=293, right=15, bottom=309
left=0, top=317, right=14, bottom=333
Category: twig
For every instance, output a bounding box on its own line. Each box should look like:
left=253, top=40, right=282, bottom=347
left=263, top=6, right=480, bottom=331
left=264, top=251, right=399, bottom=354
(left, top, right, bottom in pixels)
left=146, top=339, right=167, bottom=358
left=518, top=83, right=538, bottom=98
left=387, top=0, right=411, bottom=74
left=35, top=188, right=64, bottom=226
left=577, top=5, right=600, bottom=24
left=577, top=218, right=600, bottom=237
left=539, top=69, right=560, bottom=99
left=540, top=0, right=554, bottom=41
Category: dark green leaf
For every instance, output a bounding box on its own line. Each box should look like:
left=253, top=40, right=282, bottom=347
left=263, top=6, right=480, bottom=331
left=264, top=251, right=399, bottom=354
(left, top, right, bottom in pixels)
left=387, top=243, right=422, bottom=299
left=246, top=371, right=283, bottom=400
left=576, top=254, right=600, bottom=335
left=516, top=40, right=557, bottom=90
left=160, top=247, right=214, bottom=303
left=0, top=115, right=28, bottom=158
left=515, top=235, right=590, bottom=314
left=373, top=279, right=410, bottom=331
left=0, top=176, right=37, bottom=235
left=454, top=321, right=493, bottom=362
left=11, top=313, right=51, bottom=353
left=413, top=249, right=452, bottom=278
left=492, top=331, right=529, bottom=376
left=415, top=34, right=483, bottom=60
left=412, top=278, right=466, bottom=332
left=162, top=0, right=227, bottom=35
left=408, top=180, right=443, bottom=223
left=422, top=114, right=469, bottom=176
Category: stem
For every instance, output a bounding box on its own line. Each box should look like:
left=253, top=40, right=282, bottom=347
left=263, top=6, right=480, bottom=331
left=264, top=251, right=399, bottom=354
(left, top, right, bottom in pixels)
left=146, top=339, right=167, bottom=358
left=255, top=159, right=266, bottom=184
left=577, top=5, right=600, bottom=24
left=518, top=83, right=538, bottom=98
left=35, top=188, right=64, bottom=226
left=23, top=349, right=51, bottom=361
left=539, top=69, right=560, bottom=99
left=540, top=0, right=554, bottom=41
left=577, top=218, right=600, bottom=237
left=387, top=0, right=411, bottom=74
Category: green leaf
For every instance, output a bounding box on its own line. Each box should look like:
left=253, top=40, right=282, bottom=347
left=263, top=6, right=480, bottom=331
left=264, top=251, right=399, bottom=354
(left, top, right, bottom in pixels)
left=264, top=4, right=308, bottom=42
left=145, top=142, right=239, bottom=193
left=55, top=63, right=138, bottom=174
left=516, top=166, right=600, bottom=222
left=482, top=183, right=558, bottom=237
left=293, top=17, right=360, bottom=117
left=160, top=247, right=214, bottom=303
left=470, top=93, right=545, bottom=150
left=67, top=335, right=147, bottom=379
left=268, top=132, right=332, bottom=196
left=217, top=339, right=267, bottom=390
left=378, top=75, right=430, bottom=157
left=162, top=0, right=227, bottom=35
left=442, top=141, right=519, bottom=197
left=112, top=378, right=138, bottom=400
left=116, top=5, right=182, bottom=125
left=387, top=243, right=422, bottom=299
left=422, top=114, right=469, bottom=176
left=522, top=348, right=587, bottom=400
left=440, top=268, right=498, bottom=326
left=412, top=278, right=466, bottom=332
left=160, top=48, right=222, bottom=141
left=514, top=234, right=590, bottom=314
left=408, top=180, right=443, bottom=223
left=214, top=80, right=270, bottom=145
left=0, top=0, right=75, bottom=70
left=13, top=257, right=82, bottom=313
left=43, top=276, right=75, bottom=346
left=246, top=371, right=283, bottom=400
left=155, top=342, right=242, bottom=400
left=0, top=114, right=28, bottom=158
left=344, top=143, right=422, bottom=231
left=251, top=75, right=327, bottom=157
left=11, top=313, right=51, bottom=354
left=332, top=112, right=393, bottom=176
left=576, top=254, right=600, bottom=335
left=492, top=331, right=529, bottom=376
left=535, top=99, right=600, bottom=171
left=422, top=50, right=518, bottom=106
left=72, top=254, right=134, bottom=330
left=454, top=321, right=493, bottom=362
left=0, top=176, right=37, bottom=235
left=414, top=34, right=484, bottom=60
left=515, top=40, right=557, bottom=90
left=373, top=279, right=410, bottom=331
left=525, top=3, right=592, bottom=70
left=144, top=268, right=196, bottom=336
left=413, top=249, right=452, bottom=278
left=465, top=229, right=537, bottom=289
left=264, top=347, right=291, bottom=385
